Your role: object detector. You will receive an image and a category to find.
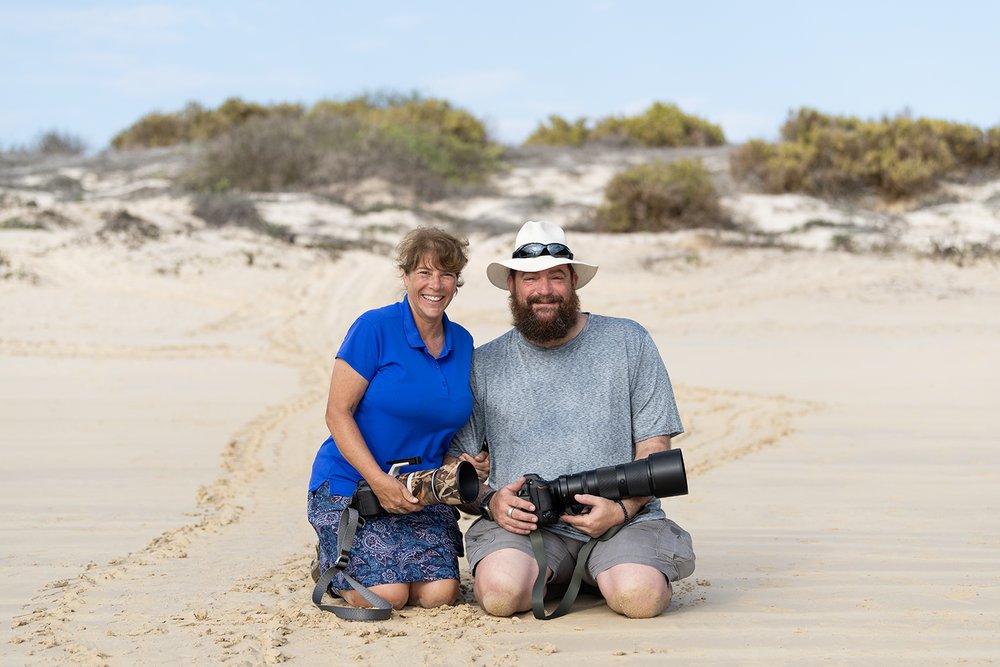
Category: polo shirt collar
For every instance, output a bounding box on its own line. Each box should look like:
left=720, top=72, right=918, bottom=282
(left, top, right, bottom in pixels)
left=399, top=295, right=453, bottom=358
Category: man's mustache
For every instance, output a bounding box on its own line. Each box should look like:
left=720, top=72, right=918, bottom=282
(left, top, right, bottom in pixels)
left=527, top=295, right=563, bottom=305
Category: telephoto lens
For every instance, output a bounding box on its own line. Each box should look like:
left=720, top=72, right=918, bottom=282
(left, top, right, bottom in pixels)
left=352, top=459, right=480, bottom=516
left=400, top=459, right=481, bottom=506
left=554, top=448, right=688, bottom=506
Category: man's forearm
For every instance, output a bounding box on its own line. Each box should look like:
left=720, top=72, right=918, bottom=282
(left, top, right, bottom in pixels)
left=456, top=484, right=494, bottom=516
left=624, top=435, right=673, bottom=517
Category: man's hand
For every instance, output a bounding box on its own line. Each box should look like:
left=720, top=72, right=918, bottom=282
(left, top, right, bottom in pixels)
left=559, top=494, right=624, bottom=538
left=492, top=477, right=538, bottom=535
left=457, top=450, right=490, bottom=481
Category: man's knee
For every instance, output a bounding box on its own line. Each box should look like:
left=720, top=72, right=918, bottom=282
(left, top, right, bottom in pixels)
left=596, top=564, right=672, bottom=618
left=473, top=549, right=538, bottom=617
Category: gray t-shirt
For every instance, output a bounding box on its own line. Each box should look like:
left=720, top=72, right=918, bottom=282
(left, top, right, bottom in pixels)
left=449, top=313, right=683, bottom=540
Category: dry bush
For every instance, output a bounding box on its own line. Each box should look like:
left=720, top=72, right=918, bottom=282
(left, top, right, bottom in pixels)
left=114, top=93, right=502, bottom=200
left=988, top=127, right=1000, bottom=168
left=185, top=111, right=501, bottom=200
left=191, top=192, right=293, bottom=241
left=1, top=217, right=46, bottom=230
left=2, top=209, right=74, bottom=230
left=98, top=209, right=161, bottom=247
left=731, top=108, right=1000, bottom=200
left=595, top=159, right=729, bottom=233
left=32, top=130, right=87, bottom=155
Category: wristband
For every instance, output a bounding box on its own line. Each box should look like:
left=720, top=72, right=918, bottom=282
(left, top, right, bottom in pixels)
left=479, top=490, right=497, bottom=520
left=614, top=499, right=630, bottom=522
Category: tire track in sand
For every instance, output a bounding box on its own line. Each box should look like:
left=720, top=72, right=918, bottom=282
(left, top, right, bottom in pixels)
left=8, top=246, right=819, bottom=665
left=7, top=251, right=398, bottom=664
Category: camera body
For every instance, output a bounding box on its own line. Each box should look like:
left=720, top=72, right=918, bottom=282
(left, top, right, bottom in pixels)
left=516, top=449, right=688, bottom=525
left=518, top=474, right=563, bottom=524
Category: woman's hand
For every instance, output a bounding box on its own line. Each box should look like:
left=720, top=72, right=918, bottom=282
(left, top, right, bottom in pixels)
left=370, top=473, right=422, bottom=514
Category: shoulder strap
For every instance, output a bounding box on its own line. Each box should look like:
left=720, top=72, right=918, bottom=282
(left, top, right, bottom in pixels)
left=311, top=506, right=393, bottom=621
left=529, top=524, right=623, bottom=620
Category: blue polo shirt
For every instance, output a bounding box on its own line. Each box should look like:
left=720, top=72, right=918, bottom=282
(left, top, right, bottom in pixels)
left=308, top=295, right=474, bottom=495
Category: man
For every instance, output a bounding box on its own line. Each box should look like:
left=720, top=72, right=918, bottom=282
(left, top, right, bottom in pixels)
left=449, top=220, right=695, bottom=619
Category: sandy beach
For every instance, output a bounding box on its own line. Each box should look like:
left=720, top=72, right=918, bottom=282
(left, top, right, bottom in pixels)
left=2, top=148, right=999, bottom=664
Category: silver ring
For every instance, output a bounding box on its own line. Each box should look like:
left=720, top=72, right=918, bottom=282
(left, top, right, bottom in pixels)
left=507, top=506, right=515, bottom=518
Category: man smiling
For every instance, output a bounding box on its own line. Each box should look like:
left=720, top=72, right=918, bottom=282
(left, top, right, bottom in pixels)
left=451, top=220, right=695, bottom=619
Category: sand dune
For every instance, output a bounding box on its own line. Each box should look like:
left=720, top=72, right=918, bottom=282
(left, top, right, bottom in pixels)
left=2, top=148, right=999, bottom=664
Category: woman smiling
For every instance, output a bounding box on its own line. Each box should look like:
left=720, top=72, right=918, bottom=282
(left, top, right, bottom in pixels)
left=308, top=227, right=485, bottom=611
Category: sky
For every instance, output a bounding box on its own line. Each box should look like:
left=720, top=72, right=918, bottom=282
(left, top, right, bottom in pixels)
left=2, top=1, right=1000, bottom=152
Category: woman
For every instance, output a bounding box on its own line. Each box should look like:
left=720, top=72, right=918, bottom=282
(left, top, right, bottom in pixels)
left=308, top=226, right=483, bottom=610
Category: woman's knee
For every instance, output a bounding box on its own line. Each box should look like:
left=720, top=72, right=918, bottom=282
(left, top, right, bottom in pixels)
left=409, top=579, right=459, bottom=608
left=340, top=583, right=410, bottom=610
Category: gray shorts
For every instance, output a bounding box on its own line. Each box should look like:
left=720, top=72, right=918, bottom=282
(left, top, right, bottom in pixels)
left=465, top=517, right=695, bottom=588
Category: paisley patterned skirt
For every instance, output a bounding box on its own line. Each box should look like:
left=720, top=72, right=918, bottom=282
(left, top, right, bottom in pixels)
left=307, top=482, right=464, bottom=591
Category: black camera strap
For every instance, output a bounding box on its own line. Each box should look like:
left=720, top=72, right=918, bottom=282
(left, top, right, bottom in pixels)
left=529, top=524, right=623, bottom=620
left=311, top=505, right=393, bottom=621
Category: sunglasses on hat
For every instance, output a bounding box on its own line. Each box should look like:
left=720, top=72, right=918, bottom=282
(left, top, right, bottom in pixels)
left=511, top=242, right=574, bottom=260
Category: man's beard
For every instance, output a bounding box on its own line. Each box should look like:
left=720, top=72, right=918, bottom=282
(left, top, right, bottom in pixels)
left=509, top=287, right=581, bottom=344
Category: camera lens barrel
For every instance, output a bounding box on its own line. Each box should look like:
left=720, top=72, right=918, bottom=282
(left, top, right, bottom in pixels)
left=454, top=460, right=481, bottom=503
left=554, top=449, right=688, bottom=505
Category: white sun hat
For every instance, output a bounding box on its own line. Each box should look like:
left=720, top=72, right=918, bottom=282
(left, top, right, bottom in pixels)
left=486, top=220, right=599, bottom=290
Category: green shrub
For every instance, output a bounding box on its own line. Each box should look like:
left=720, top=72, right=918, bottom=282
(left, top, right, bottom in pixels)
left=524, top=115, right=590, bottom=146
left=112, top=111, right=189, bottom=148
left=592, top=102, right=725, bottom=147
left=523, top=103, right=724, bottom=148
left=373, top=95, right=488, bottom=146
left=184, top=107, right=502, bottom=200
left=111, top=97, right=305, bottom=149
left=112, top=92, right=492, bottom=154
left=310, top=93, right=491, bottom=148
left=730, top=108, right=999, bottom=200
left=595, top=159, right=728, bottom=232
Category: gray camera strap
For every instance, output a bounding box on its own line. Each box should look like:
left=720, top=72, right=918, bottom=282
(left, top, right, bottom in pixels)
left=311, top=506, right=393, bottom=621
left=529, top=524, right=623, bottom=620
